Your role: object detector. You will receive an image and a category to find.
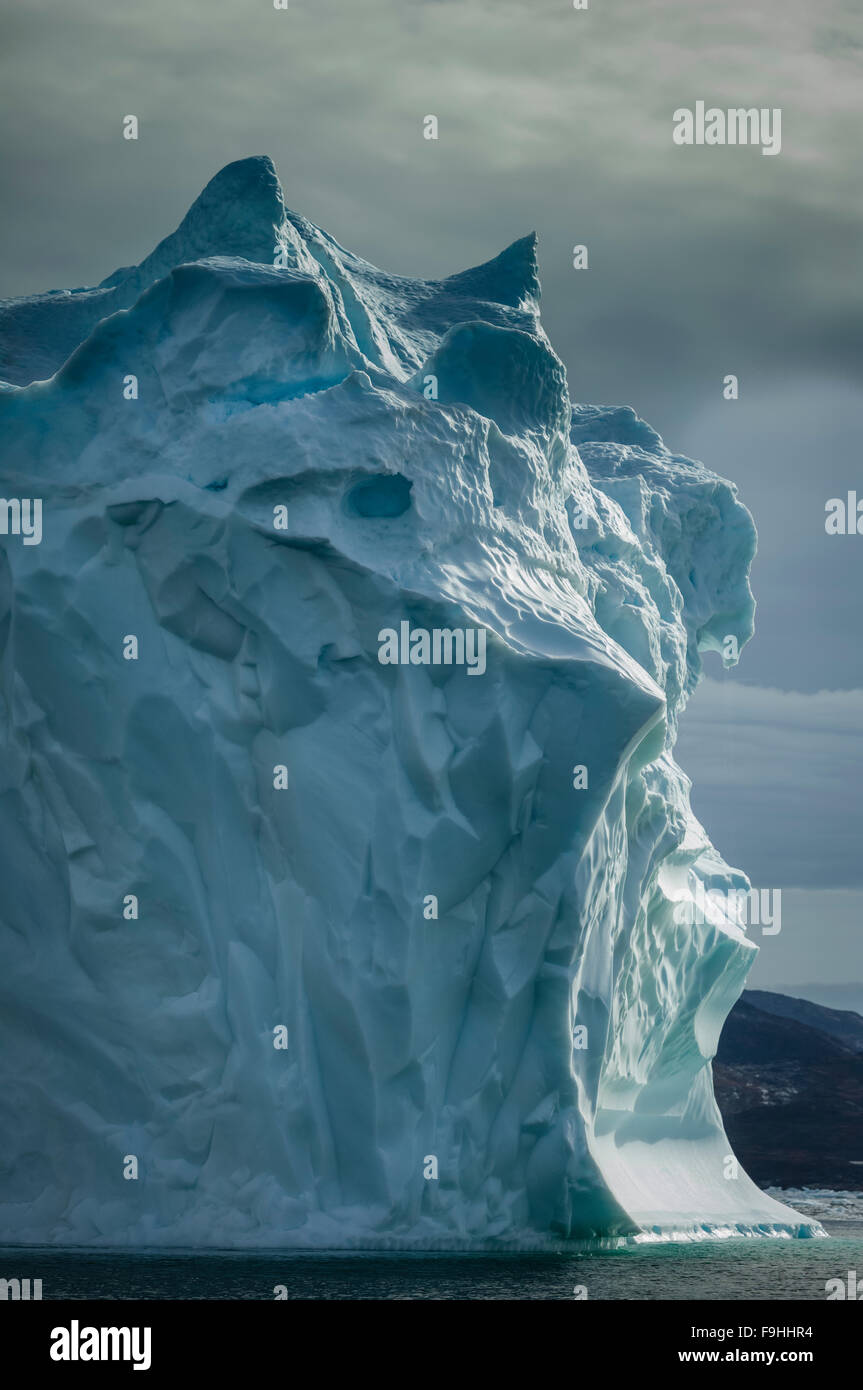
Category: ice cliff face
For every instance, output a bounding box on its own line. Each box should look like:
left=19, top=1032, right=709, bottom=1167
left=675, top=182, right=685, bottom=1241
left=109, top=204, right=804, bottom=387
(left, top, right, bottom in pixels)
left=0, top=157, right=820, bottom=1247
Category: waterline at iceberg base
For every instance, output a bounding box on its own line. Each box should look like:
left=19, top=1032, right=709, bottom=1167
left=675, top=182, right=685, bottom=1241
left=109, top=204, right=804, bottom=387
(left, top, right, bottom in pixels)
left=0, top=157, right=823, bottom=1249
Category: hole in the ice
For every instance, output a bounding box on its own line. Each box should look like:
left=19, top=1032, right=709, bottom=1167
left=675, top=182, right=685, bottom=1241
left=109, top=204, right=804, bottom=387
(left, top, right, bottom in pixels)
left=345, top=473, right=412, bottom=518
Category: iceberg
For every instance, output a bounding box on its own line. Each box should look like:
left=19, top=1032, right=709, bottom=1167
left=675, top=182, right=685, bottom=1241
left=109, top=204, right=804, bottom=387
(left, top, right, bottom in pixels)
left=0, top=157, right=822, bottom=1247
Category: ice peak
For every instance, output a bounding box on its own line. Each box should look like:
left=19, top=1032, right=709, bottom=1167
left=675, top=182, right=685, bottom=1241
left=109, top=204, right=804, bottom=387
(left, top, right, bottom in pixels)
left=100, top=155, right=286, bottom=294
left=188, top=154, right=285, bottom=224
left=186, top=154, right=285, bottom=224
left=443, top=231, right=540, bottom=308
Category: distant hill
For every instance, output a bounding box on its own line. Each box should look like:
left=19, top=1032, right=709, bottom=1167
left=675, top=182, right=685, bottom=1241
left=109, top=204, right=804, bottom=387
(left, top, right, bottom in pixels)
left=743, top=989, right=863, bottom=1054
left=714, top=990, right=863, bottom=1191
left=774, top=984, right=863, bottom=1020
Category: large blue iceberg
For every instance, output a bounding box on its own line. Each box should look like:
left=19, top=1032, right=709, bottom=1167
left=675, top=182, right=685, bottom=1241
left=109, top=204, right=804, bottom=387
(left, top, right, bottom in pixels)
left=0, top=157, right=821, bottom=1247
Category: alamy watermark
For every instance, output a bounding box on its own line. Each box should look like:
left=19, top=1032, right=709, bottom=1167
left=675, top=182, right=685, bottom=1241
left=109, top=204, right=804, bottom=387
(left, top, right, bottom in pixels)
left=673, top=102, right=781, bottom=156
left=0, top=1276, right=42, bottom=1299
left=674, top=882, right=781, bottom=935
left=825, top=492, right=863, bottom=534
left=50, top=1321, right=151, bottom=1370
left=825, top=1271, right=862, bottom=1300
left=378, top=622, right=487, bottom=676
left=0, top=497, right=42, bottom=545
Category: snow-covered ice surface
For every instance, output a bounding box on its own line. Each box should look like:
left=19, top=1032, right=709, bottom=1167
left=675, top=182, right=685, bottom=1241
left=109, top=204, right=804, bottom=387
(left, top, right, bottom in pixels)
left=0, top=157, right=823, bottom=1248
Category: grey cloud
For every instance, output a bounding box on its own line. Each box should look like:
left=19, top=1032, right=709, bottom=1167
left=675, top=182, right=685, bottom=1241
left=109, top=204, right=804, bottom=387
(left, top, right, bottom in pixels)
left=741, top=888, right=863, bottom=992
left=676, top=678, right=863, bottom=890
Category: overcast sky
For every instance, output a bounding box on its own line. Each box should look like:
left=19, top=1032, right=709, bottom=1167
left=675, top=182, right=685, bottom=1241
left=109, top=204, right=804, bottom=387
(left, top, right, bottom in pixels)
left=1, top=0, right=861, bottom=991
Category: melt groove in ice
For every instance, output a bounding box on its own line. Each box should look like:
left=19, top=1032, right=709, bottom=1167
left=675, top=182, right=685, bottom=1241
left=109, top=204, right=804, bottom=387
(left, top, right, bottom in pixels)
left=0, top=157, right=822, bottom=1247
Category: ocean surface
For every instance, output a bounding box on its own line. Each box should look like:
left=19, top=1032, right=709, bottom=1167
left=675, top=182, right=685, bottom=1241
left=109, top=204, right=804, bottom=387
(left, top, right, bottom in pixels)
left=3, top=1220, right=862, bottom=1300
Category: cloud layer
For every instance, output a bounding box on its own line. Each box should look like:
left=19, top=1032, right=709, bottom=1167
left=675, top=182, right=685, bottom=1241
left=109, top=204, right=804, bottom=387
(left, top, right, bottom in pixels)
left=677, top=677, right=863, bottom=890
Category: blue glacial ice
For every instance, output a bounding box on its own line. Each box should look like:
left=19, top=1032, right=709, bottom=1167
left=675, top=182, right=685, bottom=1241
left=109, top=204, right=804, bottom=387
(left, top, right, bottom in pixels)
left=0, top=157, right=823, bottom=1247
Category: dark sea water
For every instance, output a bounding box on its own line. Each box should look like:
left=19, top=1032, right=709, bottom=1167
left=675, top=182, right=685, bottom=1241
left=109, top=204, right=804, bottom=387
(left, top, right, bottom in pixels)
left=3, top=1221, right=862, bottom=1300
